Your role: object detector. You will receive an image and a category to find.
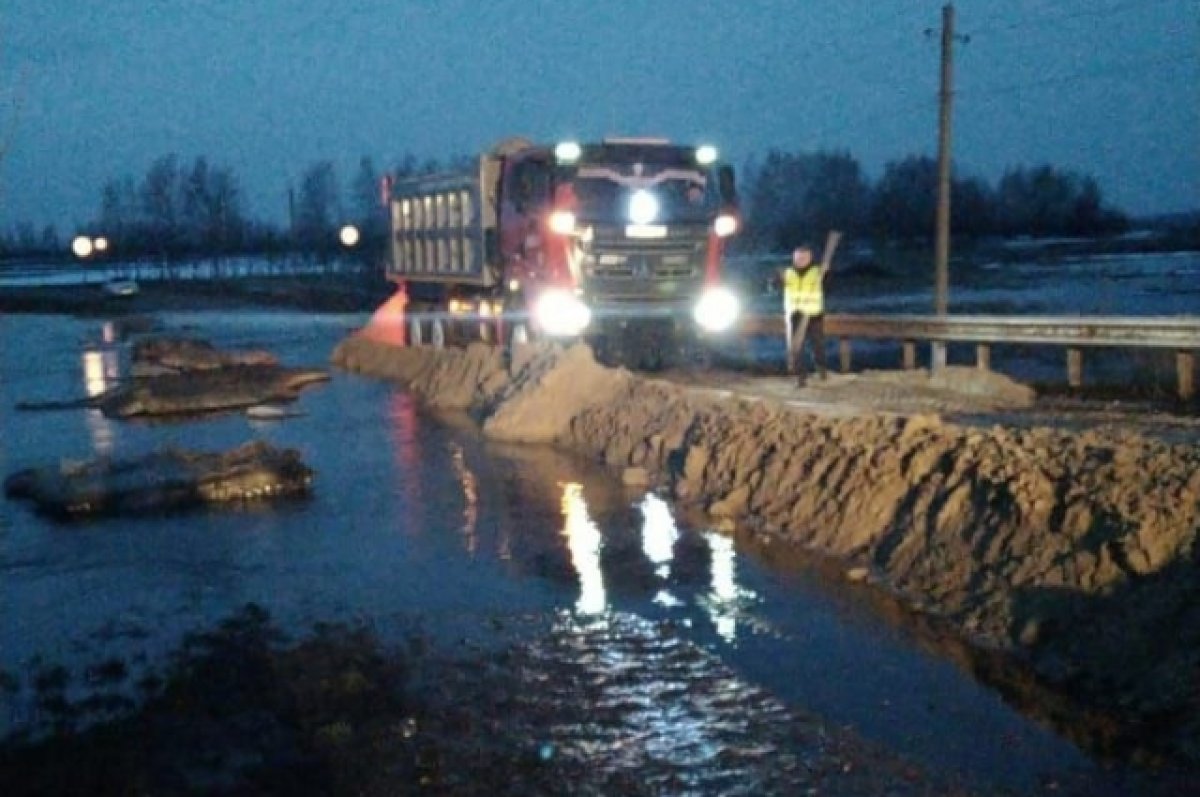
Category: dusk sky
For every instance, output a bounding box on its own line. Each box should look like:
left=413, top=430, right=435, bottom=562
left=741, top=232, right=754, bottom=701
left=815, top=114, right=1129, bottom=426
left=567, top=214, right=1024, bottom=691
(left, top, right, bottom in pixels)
left=2, top=0, right=1197, bottom=234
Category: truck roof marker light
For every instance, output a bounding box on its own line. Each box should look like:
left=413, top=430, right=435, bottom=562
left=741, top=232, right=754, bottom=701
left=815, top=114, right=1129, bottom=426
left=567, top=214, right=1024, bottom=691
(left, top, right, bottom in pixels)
left=603, top=136, right=671, bottom=146
left=696, top=145, right=718, bottom=165
left=628, top=189, right=660, bottom=225
left=548, top=210, right=576, bottom=235
left=713, top=213, right=738, bottom=238
left=555, top=141, right=582, bottom=164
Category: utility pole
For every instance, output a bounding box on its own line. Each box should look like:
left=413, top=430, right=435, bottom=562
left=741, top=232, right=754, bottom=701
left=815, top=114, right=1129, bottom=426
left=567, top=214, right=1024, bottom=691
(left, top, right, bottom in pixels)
left=932, top=2, right=956, bottom=371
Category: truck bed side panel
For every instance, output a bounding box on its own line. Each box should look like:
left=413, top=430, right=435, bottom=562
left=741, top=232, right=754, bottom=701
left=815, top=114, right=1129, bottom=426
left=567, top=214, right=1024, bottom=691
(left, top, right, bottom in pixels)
left=387, top=162, right=497, bottom=287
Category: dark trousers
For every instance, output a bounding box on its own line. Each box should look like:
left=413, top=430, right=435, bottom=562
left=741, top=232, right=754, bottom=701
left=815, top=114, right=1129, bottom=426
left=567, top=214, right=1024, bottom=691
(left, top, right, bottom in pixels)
left=789, top=311, right=826, bottom=380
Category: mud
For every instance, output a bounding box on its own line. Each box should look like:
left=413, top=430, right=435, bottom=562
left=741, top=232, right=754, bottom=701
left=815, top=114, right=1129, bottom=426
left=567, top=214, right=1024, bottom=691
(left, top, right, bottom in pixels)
left=131, top=335, right=279, bottom=373
left=332, top=335, right=1200, bottom=768
left=17, top=363, right=331, bottom=418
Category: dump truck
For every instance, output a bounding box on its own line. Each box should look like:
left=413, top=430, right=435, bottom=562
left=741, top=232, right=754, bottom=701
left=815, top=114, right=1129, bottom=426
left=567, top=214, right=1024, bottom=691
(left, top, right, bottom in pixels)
left=380, top=136, right=742, bottom=367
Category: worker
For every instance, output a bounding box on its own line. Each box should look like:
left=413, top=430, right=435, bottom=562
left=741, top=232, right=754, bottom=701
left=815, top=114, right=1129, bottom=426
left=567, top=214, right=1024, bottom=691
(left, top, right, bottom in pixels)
left=783, top=239, right=835, bottom=386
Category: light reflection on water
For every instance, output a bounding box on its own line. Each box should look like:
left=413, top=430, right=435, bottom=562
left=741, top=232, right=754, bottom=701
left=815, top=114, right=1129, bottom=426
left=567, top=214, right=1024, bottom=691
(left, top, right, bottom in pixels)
left=516, top=612, right=810, bottom=795
left=448, top=442, right=479, bottom=554
left=703, top=531, right=747, bottom=644
left=558, top=486, right=756, bottom=646
left=80, top=329, right=121, bottom=455
left=640, top=493, right=681, bottom=611
left=560, top=481, right=607, bottom=617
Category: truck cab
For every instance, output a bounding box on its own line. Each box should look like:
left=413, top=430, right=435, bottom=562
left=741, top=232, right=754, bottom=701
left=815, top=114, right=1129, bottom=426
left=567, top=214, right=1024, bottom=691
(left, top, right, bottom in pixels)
left=497, top=138, right=741, bottom=354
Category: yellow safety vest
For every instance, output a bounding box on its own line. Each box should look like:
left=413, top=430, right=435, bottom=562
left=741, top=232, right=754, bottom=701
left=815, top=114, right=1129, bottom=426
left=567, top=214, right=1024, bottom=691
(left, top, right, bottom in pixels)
left=783, top=266, right=824, bottom=316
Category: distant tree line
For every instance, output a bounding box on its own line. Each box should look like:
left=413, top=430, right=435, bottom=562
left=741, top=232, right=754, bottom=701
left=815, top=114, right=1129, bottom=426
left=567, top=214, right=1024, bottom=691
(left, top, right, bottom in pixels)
left=2, top=146, right=1195, bottom=263
left=739, top=149, right=1131, bottom=252
left=0, top=152, right=451, bottom=265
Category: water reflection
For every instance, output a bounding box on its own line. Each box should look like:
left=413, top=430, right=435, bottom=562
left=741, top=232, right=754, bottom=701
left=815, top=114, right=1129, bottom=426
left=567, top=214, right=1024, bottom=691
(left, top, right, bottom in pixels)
left=559, top=482, right=607, bottom=617
left=525, top=615, right=807, bottom=793
left=81, top=349, right=117, bottom=398
left=557, top=485, right=757, bottom=646
left=387, top=392, right=426, bottom=519
left=81, top=341, right=120, bottom=456
left=448, top=442, right=479, bottom=554
left=703, top=532, right=753, bottom=644
left=639, top=494, right=680, bottom=608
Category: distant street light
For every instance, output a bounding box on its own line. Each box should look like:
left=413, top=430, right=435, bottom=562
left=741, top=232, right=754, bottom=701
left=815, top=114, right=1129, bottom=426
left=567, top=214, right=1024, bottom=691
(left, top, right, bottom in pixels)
left=339, top=224, right=360, bottom=248
left=72, top=235, right=95, bottom=258
left=93, top=236, right=109, bottom=254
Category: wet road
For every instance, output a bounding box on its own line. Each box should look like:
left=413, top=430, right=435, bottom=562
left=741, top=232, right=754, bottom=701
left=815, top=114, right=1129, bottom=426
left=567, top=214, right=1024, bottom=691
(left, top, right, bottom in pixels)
left=0, top=310, right=1176, bottom=794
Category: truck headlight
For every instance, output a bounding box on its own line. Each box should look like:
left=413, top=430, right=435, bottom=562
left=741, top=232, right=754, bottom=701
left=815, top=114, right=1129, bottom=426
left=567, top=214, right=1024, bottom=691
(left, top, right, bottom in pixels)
left=534, top=288, right=592, bottom=337
left=549, top=210, right=576, bottom=235
left=693, top=286, right=740, bottom=333
left=713, top=214, right=738, bottom=238
left=628, top=190, right=659, bottom=225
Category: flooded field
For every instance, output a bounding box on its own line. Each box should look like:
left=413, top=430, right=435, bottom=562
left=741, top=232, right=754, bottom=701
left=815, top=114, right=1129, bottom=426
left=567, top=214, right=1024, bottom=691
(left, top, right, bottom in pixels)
left=0, top=309, right=1187, bottom=794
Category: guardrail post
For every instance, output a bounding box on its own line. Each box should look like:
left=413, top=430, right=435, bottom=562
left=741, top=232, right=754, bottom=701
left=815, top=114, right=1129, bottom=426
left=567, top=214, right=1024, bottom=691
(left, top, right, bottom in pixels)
left=838, top=338, right=851, bottom=373
left=1178, top=351, right=1195, bottom=401
left=976, top=343, right=991, bottom=371
left=903, top=341, right=917, bottom=370
left=1067, top=348, right=1083, bottom=388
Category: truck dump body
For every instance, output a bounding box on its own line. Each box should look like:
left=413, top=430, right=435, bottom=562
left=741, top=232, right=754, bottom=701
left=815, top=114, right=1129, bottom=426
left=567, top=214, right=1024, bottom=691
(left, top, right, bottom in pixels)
left=387, top=159, right=500, bottom=287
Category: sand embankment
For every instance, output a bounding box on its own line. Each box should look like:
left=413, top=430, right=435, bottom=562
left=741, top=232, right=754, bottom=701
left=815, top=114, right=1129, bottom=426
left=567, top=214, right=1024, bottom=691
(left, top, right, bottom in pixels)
left=332, top=336, right=1200, bottom=766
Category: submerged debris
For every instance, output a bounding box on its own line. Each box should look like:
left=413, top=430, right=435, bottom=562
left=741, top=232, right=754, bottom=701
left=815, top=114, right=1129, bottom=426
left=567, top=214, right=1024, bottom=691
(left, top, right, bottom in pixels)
left=4, top=441, right=314, bottom=519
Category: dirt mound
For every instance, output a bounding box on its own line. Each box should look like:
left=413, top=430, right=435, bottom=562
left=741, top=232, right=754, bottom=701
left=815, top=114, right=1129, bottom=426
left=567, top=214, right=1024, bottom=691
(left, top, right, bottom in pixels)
left=331, top=335, right=1200, bottom=766
left=657, top=365, right=1036, bottom=418
left=334, top=339, right=629, bottom=443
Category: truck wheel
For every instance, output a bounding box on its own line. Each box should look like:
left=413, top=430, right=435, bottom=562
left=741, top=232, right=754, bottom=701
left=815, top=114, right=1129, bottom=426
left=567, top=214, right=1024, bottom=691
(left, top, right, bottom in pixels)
left=430, top=319, right=446, bottom=349
left=589, top=334, right=615, bottom=366
left=409, top=318, right=423, bottom=346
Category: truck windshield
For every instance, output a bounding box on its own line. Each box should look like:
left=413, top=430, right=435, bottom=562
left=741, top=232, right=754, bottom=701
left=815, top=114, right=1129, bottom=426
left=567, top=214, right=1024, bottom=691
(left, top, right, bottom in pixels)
left=563, top=166, right=718, bottom=224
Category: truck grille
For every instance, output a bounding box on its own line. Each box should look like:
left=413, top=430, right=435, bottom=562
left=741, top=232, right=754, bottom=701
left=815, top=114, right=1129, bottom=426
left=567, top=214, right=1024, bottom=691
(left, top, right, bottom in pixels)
left=582, top=224, right=707, bottom=280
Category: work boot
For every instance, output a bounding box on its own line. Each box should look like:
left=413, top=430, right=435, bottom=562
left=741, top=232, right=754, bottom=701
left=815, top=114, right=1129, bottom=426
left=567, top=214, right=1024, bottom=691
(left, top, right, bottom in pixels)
left=818, top=368, right=828, bottom=382
left=796, top=374, right=807, bottom=388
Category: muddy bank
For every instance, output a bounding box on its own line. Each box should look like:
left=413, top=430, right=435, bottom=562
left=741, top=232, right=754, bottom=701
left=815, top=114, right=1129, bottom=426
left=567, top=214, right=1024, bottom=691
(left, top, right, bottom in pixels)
left=332, top=336, right=1200, bottom=769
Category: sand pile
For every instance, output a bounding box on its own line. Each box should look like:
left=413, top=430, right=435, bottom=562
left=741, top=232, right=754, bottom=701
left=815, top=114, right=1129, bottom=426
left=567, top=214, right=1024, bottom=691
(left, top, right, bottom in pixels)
left=332, top=335, right=1200, bottom=765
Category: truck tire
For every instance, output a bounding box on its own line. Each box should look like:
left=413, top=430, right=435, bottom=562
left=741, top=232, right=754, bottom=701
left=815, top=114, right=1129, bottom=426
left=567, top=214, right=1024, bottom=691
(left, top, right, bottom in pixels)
left=409, top=318, right=423, bottom=346
left=430, top=319, right=446, bottom=349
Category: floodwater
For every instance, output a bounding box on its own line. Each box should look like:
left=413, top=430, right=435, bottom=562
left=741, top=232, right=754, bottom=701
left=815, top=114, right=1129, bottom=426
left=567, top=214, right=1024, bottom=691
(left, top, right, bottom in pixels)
left=0, top=309, right=1182, bottom=794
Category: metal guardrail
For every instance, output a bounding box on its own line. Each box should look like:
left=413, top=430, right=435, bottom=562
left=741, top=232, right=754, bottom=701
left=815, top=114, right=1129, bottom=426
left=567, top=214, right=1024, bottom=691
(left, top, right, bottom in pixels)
left=738, top=312, right=1200, bottom=399
left=742, top=313, right=1200, bottom=348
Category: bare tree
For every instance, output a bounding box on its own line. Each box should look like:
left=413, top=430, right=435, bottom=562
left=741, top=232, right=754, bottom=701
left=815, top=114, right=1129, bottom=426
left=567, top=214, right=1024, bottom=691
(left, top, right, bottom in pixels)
left=295, top=160, right=339, bottom=267
left=139, top=154, right=182, bottom=266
